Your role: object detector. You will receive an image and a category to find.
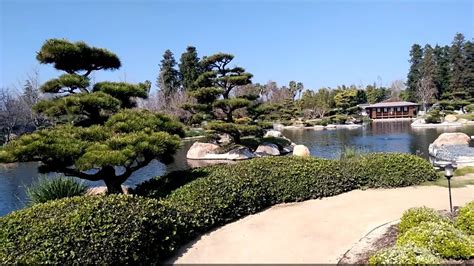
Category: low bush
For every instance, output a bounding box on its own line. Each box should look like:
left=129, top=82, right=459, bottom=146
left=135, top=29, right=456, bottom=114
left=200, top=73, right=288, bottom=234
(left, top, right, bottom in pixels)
left=397, top=222, right=474, bottom=259
left=456, top=200, right=474, bottom=235
left=0, top=195, right=181, bottom=264
left=329, top=114, right=347, bottom=124
left=464, top=104, right=474, bottom=113
left=26, top=175, right=88, bottom=204
left=398, top=206, right=452, bottom=234
left=2, top=153, right=439, bottom=263
left=369, top=244, right=441, bottom=264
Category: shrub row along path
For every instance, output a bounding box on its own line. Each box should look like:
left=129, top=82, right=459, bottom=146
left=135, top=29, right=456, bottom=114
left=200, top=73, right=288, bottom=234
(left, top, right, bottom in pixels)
left=169, top=185, right=473, bottom=264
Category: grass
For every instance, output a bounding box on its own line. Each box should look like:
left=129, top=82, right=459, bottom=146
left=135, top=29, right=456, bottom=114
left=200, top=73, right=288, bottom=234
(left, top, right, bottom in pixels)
left=454, top=166, right=474, bottom=176
left=339, top=145, right=366, bottom=160
left=420, top=170, right=474, bottom=188
left=26, top=175, right=88, bottom=204
left=456, top=113, right=474, bottom=121
left=184, top=128, right=205, bottom=138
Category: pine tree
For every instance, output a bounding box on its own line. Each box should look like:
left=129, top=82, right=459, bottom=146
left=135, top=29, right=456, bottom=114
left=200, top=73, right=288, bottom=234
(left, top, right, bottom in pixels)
left=464, top=40, right=474, bottom=99
left=0, top=39, right=184, bottom=193
left=179, top=46, right=201, bottom=91
left=418, top=44, right=438, bottom=110
left=433, top=45, right=451, bottom=99
left=157, top=49, right=180, bottom=98
left=449, top=33, right=468, bottom=99
left=406, top=44, right=423, bottom=102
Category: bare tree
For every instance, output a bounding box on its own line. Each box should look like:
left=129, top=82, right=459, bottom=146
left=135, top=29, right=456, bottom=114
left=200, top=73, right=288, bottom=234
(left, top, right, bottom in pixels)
left=390, top=79, right=406, bottom=99
left=0, top=88, right=27, bottom=144
left=139, top=89, right=192, bottom=122
left=416, top=77, right=437, bottom=111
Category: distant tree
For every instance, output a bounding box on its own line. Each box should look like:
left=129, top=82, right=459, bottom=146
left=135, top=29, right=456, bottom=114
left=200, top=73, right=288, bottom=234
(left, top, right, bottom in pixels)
left=449, top=33, right=468, bottom=99
left=406, top=44, right=424, bottom=102
left=464, top=40, right=474, bottom=99
left=421, top=45, right=438, bottom=94
left=389, top=79, right=406, bottom=99
left=433, top=45, right=451, bottom=99
left=417, top=77, right=437, bottom=112
left=366, top=83, right=390, bottom=104
left=179, top=46, right=201, bottom=91
left=334, top=88, right=359, bottom=111
left=157, top=49, right=181, bottom=98
left=301, top=88, right=331, bottom=118
left=0, top=88, right=26, bottom=144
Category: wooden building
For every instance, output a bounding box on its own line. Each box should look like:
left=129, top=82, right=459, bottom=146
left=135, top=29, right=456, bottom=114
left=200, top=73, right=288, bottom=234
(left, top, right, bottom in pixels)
left=365, top=101, right=419, bottom=119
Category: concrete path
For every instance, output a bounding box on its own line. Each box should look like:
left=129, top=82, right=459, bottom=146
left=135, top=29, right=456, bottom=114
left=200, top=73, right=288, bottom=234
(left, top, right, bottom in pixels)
left=169, top=185, right=473, bottom=264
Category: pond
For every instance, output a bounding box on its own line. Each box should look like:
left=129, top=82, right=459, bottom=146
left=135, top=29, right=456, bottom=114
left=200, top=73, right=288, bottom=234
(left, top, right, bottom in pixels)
left=1, top=121, right=474, bottom=216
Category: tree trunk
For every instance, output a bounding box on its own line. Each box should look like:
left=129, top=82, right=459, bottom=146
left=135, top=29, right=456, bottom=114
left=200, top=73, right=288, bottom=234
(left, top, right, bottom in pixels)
left=102, top=167, right=123, bottom=194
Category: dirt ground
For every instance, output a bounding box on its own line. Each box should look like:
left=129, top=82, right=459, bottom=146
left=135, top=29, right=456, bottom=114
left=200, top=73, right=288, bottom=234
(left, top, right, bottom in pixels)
left=168, top=185, right=473, bottom=264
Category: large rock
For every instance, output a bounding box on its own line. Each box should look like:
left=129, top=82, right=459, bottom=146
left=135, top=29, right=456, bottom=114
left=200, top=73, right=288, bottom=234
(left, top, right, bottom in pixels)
left=264, top=130, right=283, bottom=138
left=255, top=143, right=280, bottom=156
left=432, top=132, right=470, bottom=147
left=227, top=146, right=255, bottom=160
left=444, top=114, right=458, bottom=123
left=186, top=142, right=220, bottom=159
left=292, top=144, right=310, bottom=157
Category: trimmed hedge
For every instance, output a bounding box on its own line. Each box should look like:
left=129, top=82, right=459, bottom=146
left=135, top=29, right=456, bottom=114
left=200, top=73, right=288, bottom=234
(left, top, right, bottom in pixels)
left=456, top=200, right=474, bottom=235
left=0, top=195, right=183, bottom=264
left=1, top=153, right=438, bottom=263
left=398, top=206, right=452, bottom=234
left=397, top=222, right=474, bottom=259
left=369, top=244, right=441, bottom=264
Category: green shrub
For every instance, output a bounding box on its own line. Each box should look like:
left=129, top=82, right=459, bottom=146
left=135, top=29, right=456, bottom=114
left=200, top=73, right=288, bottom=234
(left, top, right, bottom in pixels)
left=397, top=222, right=474, bottom=259
left=329, top=114, right=347, bottom=124
left=398, top=206, right=452, bottom=234
left=343, top=153, right=438, bottom=188
left=339, top=145, right=364, bottom=160
left=26, top=175, right=88, bottom=204
left=369, top=244, right=441, bottom=264
left=0, top=195, right=182, bottom=264
left=2, top=153, right=439, bottom=263
left=464, top=104, right=474, bottom=113
left=456, top=200, right=474, bottom=235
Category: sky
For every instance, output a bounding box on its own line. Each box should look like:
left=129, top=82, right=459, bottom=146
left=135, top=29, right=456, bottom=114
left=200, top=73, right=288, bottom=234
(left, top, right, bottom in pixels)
left=1, top=0, right=473, bottom=91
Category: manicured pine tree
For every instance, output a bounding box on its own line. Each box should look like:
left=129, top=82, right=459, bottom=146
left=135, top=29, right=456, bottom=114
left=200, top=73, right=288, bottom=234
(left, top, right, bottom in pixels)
left=157, top=49, right=181, bottom=98
left=406, top=44, right=424, bottom=102
left=179, top=46, right=202, bottom=91
left=34, top=39, right=150, bottom=126
left=0, top=39, right=184, bottom=194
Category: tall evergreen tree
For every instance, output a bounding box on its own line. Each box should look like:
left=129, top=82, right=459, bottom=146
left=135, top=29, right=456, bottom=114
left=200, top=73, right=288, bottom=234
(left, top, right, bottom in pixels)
left=157, top=49, right=180, bottom=98
left=433, top=45, right=451, bottom=99
left=464, top=40, right=474, bottom=98
left=179, top=46, right=201, bottom=91
left=449, top=33, right=468, bottom=99
left=406, top=44, right=423, bottom=102
left=418, top=44, right=438, bottom=110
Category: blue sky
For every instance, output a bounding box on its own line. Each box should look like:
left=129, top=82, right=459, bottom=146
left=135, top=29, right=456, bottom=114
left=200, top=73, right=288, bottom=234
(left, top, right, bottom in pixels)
left=1, top=0, right=473, bottom=91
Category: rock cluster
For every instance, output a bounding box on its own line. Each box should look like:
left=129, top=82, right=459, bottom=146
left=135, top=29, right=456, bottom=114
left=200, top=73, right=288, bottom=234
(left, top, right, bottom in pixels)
left=429, top=132, right=474, bottom=167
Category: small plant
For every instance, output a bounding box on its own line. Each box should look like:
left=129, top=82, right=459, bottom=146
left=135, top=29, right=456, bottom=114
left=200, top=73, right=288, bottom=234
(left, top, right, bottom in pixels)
left=398, top=206, right=452, bottom=234
left=369, top=244, right=441, bottom=264
left=455, top=200, right=474, bottom=235
left=26, top=175, right=88, bottom=204
left=339, top=145, right=364, bottom=160
left=397, top=221, right=474, bottom=259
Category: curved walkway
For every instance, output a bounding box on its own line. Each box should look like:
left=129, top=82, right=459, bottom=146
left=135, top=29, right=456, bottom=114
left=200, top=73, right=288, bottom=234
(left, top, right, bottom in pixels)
left=169, top=185, right=474, bottom=264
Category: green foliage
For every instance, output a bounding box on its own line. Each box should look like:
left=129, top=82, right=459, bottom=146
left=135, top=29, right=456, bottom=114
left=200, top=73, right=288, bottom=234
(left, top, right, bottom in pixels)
left=366, top=84, right=390, bottom=104
left=456, top=200, right=474, bottom=235
left=464, top=104, right=474, bottom=113
left=397, top=221, right=474, bottom=259
left=36, top=39, right=121, bottom=75
left=406, top=44, right=423, bottom=102
left=26, top=175, right=88, bottom=205
left=0, top=109, right=183, bottom=192
left=157, top=49, right=181, bottom=98
left=329, top=114, right=348, bottom=124
left=339, top=145, right=364, bottom=160
left=1, top=154, right=438, bottom=263
left=424, top=108, right=442, bottom=124
left=369, top=244, right=441, bottom=264
left=0, top=195, right=178, bottom=264
left=206, top=121, right=261, bottom=143
left=179, top=46, right=202, bottom=91
left=40, top=74, right=89, bottom=93
left=398, top=207, right=452, bottom=234
left=93, top=81, right=149, bottom=108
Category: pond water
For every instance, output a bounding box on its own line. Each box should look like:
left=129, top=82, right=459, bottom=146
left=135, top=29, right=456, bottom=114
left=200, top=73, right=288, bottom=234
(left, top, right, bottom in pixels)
left=1, top=121, right=474, bottom=216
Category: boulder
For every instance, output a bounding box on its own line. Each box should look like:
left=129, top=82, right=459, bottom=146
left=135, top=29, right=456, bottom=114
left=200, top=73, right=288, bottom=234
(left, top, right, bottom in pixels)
left=255, top=143, right=280, bottom=156
left=86, top=185, right=129, bottom=195
left=186, top=142, right=220, bottom=159
left=432, top=132, right=470, bottom=147
left=227, top=146, right=255, bottom=160
left=217, top=133, right=232, bottom=144
left=264, top=130, right=283, bottom=138
left=292, top=144, right=310, bottom=157
left=444, top=114, right=458, bottom=123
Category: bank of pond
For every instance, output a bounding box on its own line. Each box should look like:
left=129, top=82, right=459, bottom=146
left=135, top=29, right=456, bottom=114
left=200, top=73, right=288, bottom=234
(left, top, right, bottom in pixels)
left=1, top=154, right=444, bottom=263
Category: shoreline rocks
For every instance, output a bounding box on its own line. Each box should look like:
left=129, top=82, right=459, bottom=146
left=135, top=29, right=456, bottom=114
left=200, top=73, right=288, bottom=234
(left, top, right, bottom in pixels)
left=429, top=132, right=474, bottom=168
